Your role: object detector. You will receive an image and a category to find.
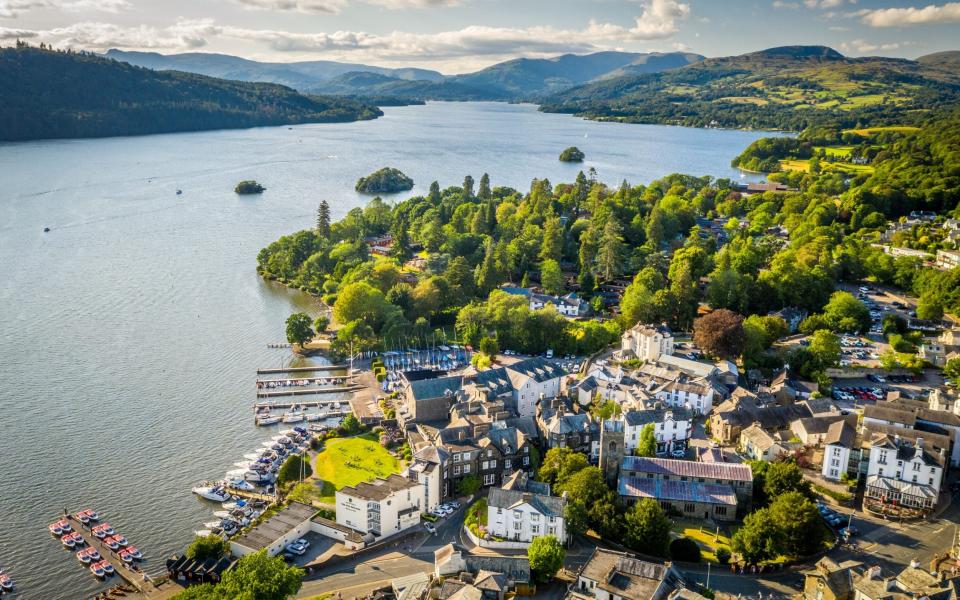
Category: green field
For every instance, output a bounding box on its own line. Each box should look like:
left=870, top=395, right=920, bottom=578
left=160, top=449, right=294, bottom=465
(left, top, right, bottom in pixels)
left=780, top=159, right=810, bottom=172
left=671, top=521, right=736, bottom=563
left=813, top=145, right=854, bottom=158
left=844, top=125, right=920, bottom=136
left=314, top=432, right=402, bottom=503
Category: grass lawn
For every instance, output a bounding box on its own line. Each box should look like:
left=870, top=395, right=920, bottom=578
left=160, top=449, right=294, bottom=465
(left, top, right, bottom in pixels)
left=780, top=159, right=810, bottom=172
left=314, top=432, right=402, bottom=503
left=813, top=145, right=854, bottom=158
left=844, top=125, right=920, bottom=136
left=671, top=521, right=735, bottom=563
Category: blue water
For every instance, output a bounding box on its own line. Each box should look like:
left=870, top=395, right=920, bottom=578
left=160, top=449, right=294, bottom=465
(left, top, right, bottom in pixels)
left=0, top=101, right=777, bottom=599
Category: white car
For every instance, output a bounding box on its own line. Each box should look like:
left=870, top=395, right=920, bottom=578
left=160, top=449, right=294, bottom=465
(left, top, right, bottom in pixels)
left=285, top=543, right=307, bottom=556
left=424, top=522, right=437, bottom=534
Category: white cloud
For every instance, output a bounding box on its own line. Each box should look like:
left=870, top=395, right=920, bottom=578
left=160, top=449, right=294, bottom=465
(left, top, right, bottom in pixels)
left=828, top=25, right=851, bottom=31
left=232, top=0, right=460, bottom=13
left=772, top=1, right=800, bottom=8
left=838, top=38, right=906, bottom=54
left=0, top=0, right=129, bottom=17
left=804, top=0, right=849, bottom=8
left=45, top=18, right=216, bottom=49
left=860, top=2, right=960, bottom=27
left=0, top=25, right=37, bottom=38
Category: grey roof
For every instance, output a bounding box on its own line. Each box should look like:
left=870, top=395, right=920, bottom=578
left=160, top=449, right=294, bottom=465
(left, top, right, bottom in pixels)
left=502, top=470, right=551, bottom=495
left=463, top=555, right=530, bottom=584
left=824, top=420, right=855, bottom=448
left=408, top=375, right=464, bottom=401
left=338, top=473, right=420, bottom=501
left=232, top=502, right=316, bottom=551
left=507, top=357, right=566, bottom=383
left=618, top=477, right=737, bottom=506
left=473, top=367, right=514, bottom=397
left=480, top=427, right=527, bottom=454
left=487, top=487, right=565, bottom=518
left=541, top=408, right=592, bottom=435
left=621, top=456, right=753, bottom=482
left=624, top=408, right=692, bottom=427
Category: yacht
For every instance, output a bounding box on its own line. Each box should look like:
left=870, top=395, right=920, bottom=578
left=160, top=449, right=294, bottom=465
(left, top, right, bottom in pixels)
left=192, top=485, right=231, bottom=503
left=281, top=410, right=304, bottom=423
left=257, top=413, right=281, bottom=425
left=226, top=478, right=256, bottom=492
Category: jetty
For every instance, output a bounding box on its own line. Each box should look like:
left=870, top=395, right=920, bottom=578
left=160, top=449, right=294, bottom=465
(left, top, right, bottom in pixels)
left=256, top=365, right=348, bottom=375
left=255, top=386, right=361, bottom=398
left=256, top=375, right=353, bottom=386
left=222, top=486, right=277, bottom=503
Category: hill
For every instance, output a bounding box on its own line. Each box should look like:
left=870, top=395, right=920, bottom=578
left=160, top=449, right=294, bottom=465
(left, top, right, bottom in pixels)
left=105, top=49, right=444, bottom=89
left=0, top=46, right=382, bottom=142
left=541, top=45, right=960, bottom=131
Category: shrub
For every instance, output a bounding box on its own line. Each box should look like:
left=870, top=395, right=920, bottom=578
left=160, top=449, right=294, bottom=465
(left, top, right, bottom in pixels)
left=187, top=534, right=230, bottom=561
left=670, top=537, right=702, bottom=563
left=277, top=454, right=313, bottom=486
left=715, top=546, right=731, bottom=565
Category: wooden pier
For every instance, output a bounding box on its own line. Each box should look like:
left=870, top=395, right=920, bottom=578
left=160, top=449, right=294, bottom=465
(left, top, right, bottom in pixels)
left=223, top=486, right=277, bottom=503
left=256, top=365, right=348, bottom=375
left=255, top=386, right=361, bottom=398
left=66, top=514, right=152, bottom=597
left=256, top=375, right=353, bottom=386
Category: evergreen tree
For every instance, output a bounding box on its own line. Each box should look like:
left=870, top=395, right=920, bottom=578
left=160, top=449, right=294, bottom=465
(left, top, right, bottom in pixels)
left=390, top=215, right=412, bottom=261
left=428, top=181, right=441, bottom=204
left=478, top=173, right=491, bottom=199
left=475, top=238, right=502, bottom=294
left=462, top=175, right=475, bottom=200
left=540, top=216, right=563, bottom=263
left=574, top=170, right=589, bottom=214
left=596, top=219, right=626, bottom=282
left=316, top=199, right=331, bottom=238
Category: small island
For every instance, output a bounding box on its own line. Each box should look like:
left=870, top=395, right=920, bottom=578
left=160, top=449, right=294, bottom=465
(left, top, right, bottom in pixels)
left=355, top=167, right=414, bottom=194
left=235, top=180, right=266, bottom=195
left=559, top=146, right=585, bottom=162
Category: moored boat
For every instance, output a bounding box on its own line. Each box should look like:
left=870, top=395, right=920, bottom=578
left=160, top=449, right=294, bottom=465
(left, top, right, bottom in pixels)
left=101, top=560, right=115, bottom=575
left=49, top=521, right=65, bottom=536
left=192, top=485, right=231, bottom=502
left=89, top=562, right=106, bottom=578
left=256, top=414, right=281, bottom=425
left=103, top=536, right=120, bottom=551
left=125, top=546, right=142, bottom=560
left=0, top=573, right=13, bottom=591
left=61, top=532, right=79, bottom=548
left=118, top=549, right=134, bottom=563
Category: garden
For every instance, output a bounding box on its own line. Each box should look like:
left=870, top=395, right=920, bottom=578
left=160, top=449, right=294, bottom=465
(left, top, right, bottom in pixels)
left=313, top=431, right=403, bottom=504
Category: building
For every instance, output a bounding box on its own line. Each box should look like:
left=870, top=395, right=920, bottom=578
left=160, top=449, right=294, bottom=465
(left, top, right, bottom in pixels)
left=621, top=323, right=674, bottom=362
left=651, top=379, right=715, bottom=416
left=799, top=557, right=861, bottom=600
left=537, top=400, right=596, bottom=455
left=618, top=477, right=738, bottom=521
left=567, top=549, right=684, bottom=600
left=821, top=421, right=856, bottom=481
left=401, top=373, right=464, bottom=423
left=769, top=307, right=808, bottom=333
left=500, top=285, right=590, bottom=318
left=739, top=424, right=789, bottom=462
left=435, top=544, right=531, bottom=588
left=936, top=249, right=960, bottom=270
left=230, top=501, right=317, bottom=558
left=599, top=419, right=626, bottom=483
left=619, top=456, right=753, bottom=516
left=862, top=400, right=960, bottom=467
left=864, top=434, right=945, bottom=514
left=486, top=486, right=567, bottom=544
left=406, top=445, right=449, bottom=511
left=622, top=408, right=693, bottom=455
left=853, top=564, right=959, bottom=600
left=791, top=414, right=855, bottom=445
left=918, top=339, right=947, bottom=367
left=504, top=357, right=566, bottom=417
left=336, top=474, right=423, bottom=540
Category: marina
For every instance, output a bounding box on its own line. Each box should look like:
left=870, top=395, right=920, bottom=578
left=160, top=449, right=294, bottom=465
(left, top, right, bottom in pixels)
left=255, top=365, right=348, bottom=375
left=255, top=386, right=360, bottom=398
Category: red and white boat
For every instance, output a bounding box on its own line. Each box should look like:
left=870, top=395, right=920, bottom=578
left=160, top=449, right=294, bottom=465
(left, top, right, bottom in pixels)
left=101, top=561, right=114, bottom=576
left=49, top=519, right=71, bottom=536
left=0, top=573, right=14, bottom=592
left=77, top=547, right=100, bottom=563
left=61, top=532, right=83, bottom=548
left=89, top=561, right=106, bottom=578
left=74, top=508, right=97, bottom=524
left=92, top=523, right=114, bottom=539
left=111, top=533, right=128, bottom=547
left=123, top=546, right=142, bottom=561
left=118, top=548, right=134, bottom=563
left=103, top=536, right=120, bottom=551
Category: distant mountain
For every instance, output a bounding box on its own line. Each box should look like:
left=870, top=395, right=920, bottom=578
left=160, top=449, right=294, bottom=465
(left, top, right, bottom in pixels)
left=448, top=51, right=704, bottom=98
left=541, top=45, right=960, bottom=130
left=917, top=51, right=960, bottom=68
left=107, top=49, right=703, bottom=102
left=104, top=49, right=444, bottom=89
left=1, top=47, right=382, bottom=142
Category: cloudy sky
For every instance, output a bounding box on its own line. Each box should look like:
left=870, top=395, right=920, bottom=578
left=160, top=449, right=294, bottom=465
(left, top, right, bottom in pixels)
left=1, top=0, right=959, bottom=73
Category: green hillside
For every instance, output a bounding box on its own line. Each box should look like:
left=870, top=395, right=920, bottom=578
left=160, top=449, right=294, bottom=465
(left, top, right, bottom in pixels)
left=541, top=46, right=960, bottom=131
left=0, top=45, right=382, bottom=141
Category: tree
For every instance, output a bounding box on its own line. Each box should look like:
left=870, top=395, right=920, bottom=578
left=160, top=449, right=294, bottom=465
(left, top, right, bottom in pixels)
left=476, top=238, right=504, bottom=294
left=822, top=291, right=871, bottom=333
left=917, top=296, right=944, bottom=321
left=313, top=315, right=330, bottom=333
left=637, top=423, right=657, bottom=457
left=808, top=329, right=841, bottom=368
left=596, top=219, right=626, bottom=281
left=277, top=454, right=313, bottom=486
left=173, top=550, right=303, bottom=599
left=763, top=461, right=811, bottom=499
left=693, top=309, right=745, bottom=359
left=669, top=537, right=702, bottom=562
left=479, top=336, right=499, bottom=358
left=186, top=534, right=230, bottom=561
left=882, top=313, right=907, bottom=335
left=528, top=535, right=566, bottom=583
left=768, top=492, right=822, bottom=556
left=316, top=199, right=331, bottom=238
left=624, top=498, right=671, bottom=557
left=478, top=173, right=491, bottom=199
left=540, top=259, right=565, bottom=296
left=538, top=447, right=590, bottom=488
left=945, top=357, right=960, bottom=386
left=333, top=282, right=391, bottom=331
left=285, top=313, right=314, bottom=348
left=540, top=217, right=564, bottom=263
left=732, top=508, right=782, bottom=565
left=341, top=413, right=361, bottom=435
left=457, top=474, right=482, bottom=495
left=462, top=174, right=475, bottom=200
left=715, top=546, right=731, bottom=565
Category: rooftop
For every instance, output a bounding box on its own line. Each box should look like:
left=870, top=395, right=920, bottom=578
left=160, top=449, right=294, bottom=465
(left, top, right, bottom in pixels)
left=231, top=502, right=317, bottom=552
left=487, top=487, right=565, bottom=518
left=338, top=473, right=419, bottom=501
left=618, top=477, right=737, bottom=506
left=621, top=456, right=753, bottom=482
left=407, top=374, right=464, bottom=401
left=579, top=548, right=678, bottom=600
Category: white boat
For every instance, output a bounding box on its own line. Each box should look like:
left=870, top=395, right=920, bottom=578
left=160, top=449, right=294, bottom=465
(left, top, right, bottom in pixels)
left=281, top=411, right=304, bottom=423
left=194, top=529, right=216, bottom=538
left=226, top=478, right=257, bottom=492
left=192, top=486, right=231, bottom=502
left=233, top=461, right=252, bottom=469
left=212, top=510, right=233, bottom=519
left=305, top=412, right=323, bottom=421
left=257, top=414, right=281, bottom=425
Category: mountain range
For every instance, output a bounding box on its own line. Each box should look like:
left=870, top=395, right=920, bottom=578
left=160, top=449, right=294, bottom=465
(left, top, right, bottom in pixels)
left=106, top=49, right=705, bottom=101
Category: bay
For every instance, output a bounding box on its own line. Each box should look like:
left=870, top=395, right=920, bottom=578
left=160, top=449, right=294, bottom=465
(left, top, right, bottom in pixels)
left=0, top=101, right=777, bottom=599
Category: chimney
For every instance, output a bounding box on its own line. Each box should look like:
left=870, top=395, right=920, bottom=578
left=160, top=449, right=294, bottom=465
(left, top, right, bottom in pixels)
left=917, top=437, right=924, bottom=449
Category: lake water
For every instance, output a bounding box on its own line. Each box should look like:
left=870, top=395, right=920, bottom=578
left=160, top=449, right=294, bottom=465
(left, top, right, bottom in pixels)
left=0, top=102, right=776, bottom=599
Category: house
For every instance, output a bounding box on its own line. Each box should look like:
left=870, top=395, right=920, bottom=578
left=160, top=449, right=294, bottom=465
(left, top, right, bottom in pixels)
left=406, top=445, right=449, bottom=511
left=618, top=456, right=753, bottom=516
left=391, top=572, right=430, bottom=600
left=862, top=400, right=960, bottom=467
left=739, top=424, right=789, bottom=462
left=566, top=549, right=684, bottom=600
left=486, top=486, right=567, bottom=544
left=230, top=501, right=317, bottom=558
left=791, top=414, right=856, bottom=445
left=709, top=391, right=822, bottom=445
left=477, top=426, right=533, bottom=487
left=499, top=285, right=590, bottom=317
left=863, top=434, right=945, bottom=514
left=504, top=357, right=566, bottom=418
left=936, top=249, right=960, bottom=270
left=434, top=544, right=531, bottom=587
left=655, top=354, right=718, bottom=379
left=336, top=474, right=422, bottom=540
left=618, top=477, right=738, bottom=521
left=622, top=408, right=693, bottom=454
left=852, top=564, right=959, bottom=600
left=918, top=339, right=947, bottom=367
left=621, top=323, right=674, bottom=362
left=537, top=399, right=596, bottom=455
left=769, top=307, right=808, bottom=333
left=651, top=379, right=715, bottom=416
left=401, top=373, right=464, bottom=423
left=799, top=557, right=862, bottom=600
left=821, top=421, right=856, bottom=482
left=575, top=366, right=646, bottom=407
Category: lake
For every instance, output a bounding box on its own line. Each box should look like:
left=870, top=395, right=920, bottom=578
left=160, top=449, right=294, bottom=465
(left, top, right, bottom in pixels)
left=0, top=101, right=776, bottom=599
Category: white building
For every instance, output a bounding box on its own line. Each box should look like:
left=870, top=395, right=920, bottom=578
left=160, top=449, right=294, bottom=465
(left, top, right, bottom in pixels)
left=336, top=474, right=422, bottom=540
left=864, top=434, right=945, bottom=512
left=486, top=487, right=567, bottom=545
left=652, top=379, right=715, bottom=415
left=621, top=323, right=674, bottom=362
left=504, top=357, right=566, bottom=418
left=821, top=421, right=856, bottom=482
left=936, top=249, right=960, bottom=270
left=230, top=501, right=317, bottom=558
left=739, top=424, right=789, bottom=462
left=622, top=408, right=692, bottom=454
left=406, top=445, right=448, bottom=512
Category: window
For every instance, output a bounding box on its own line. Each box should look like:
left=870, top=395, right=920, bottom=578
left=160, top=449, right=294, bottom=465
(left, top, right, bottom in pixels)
left=487, top=450, right=493, bottom=457
left=879, top=450, right=888, bottom=465
left=523, top=456, right=530, bottom=466
left=833, top=447, right=841, bottom=456
left=454, top=466, right=461, bottom=476
left=930, top=478, right=935, bottom=485
left=514, top=522, right=521, bottom=531
left=715, top=506, right=727, bottom=516
left=463, top=464, right=471, bottom=474
left=485, top=474, right=496, bottom=486
left=913, top=475, right=918, bottom=483
left=504, top=460, right=512, bottom=470
left=524, top=446, right=529, bottom=453
left=684, top=503, right=695, bottom=513
left=913, top=462, right=920, bottom=472
left=531, top=525, right=539, bottom=534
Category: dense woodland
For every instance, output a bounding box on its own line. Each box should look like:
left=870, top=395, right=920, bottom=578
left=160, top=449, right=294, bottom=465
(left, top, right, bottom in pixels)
left=259, top=106, right=960, bottom=380
left=541, top=46, right=960, bottom=131
left=0, top=44, right=382, bottom=141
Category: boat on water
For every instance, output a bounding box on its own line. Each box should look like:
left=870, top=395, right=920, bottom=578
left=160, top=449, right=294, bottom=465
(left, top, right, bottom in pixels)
left=194, top=529, right=219, bottom=538
left=125, top=547, right=142, bottom=560
left=49, top=520, right=69, bottom=536
left=92, top=523, right=114, bottom=538
left=77, top=547, right=100, bottom=563
left=118, top=549, right=134, bottom=563
left=281, top=411, right=304, bottom=423
left=101, top=561, right=114, bottom=575
left=192, top=485, right=231, bottom=502
left=226, top=478, right=257, bottom=492
left=62, top=532, right=83, bottom=548
left=89, top=561, right=106, bottom=578
left=257, top=413, right=281, bottom=425
left=0, top=573, right=12, bottom=591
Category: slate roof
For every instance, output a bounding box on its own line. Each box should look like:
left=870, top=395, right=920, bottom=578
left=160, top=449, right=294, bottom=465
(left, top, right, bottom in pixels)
left=408, top=374, right=464, bottom=401
left=231, top=501, right=317, bottom=551
left=824, top=420, right=856, bottom=448
left=487, top=487, right=565, bottom=518
left=473, top=367, right=514, bottom=397
left=579, top=549, right=678, bottom=600
left=338, top=473, right=419, bottom=501
left=541, top=408, right=592, bottom=435
left=507, top=357, right=566, bottom=383
left=618, top=477, right=737, bottom=506
left=462, top=555, right=530, bottom=583
left=502, top=470, right=551, bottom=495
left=624, top=408, right=692, bottom=427
left=863, top=404, right=918, bottom=427
left=479, top=427, right=526, bottom=454
left=621, top=456, right=753, bottom=482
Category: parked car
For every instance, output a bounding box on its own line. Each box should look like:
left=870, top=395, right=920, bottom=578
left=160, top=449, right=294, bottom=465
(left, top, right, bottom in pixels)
left=840, top=526, right=859, bottom=538
left=424, top=522, right=437, bottom=534
left=285, top=543, right=307, bottom=556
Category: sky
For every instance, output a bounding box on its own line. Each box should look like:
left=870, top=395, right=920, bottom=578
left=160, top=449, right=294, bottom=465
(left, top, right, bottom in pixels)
left=1, top=0, right=959, bottom=73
